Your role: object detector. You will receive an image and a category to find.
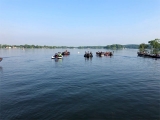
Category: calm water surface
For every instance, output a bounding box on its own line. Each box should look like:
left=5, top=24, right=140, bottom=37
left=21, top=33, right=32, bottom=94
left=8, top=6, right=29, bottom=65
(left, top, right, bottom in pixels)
left=0, top=49, right=160, bottom=120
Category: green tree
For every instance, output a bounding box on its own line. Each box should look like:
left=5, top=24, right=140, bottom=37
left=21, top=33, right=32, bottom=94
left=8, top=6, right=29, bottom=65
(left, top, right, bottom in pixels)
left=139, top=43, right=148, bottom=51
left=148, top=38, right=160, bottom=54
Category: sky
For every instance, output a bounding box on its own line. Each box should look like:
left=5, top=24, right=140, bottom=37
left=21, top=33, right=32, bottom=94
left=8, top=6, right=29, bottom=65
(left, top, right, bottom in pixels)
left=0, top=0, right=160, bottom=46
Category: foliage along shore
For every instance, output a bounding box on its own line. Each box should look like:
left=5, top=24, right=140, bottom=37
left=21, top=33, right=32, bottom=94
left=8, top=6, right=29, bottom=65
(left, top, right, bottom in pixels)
left=0, top=44, right=139, bottom=49
left=139, top=38, right=160, bottom=54
left=0, top=39, right=159, bottom=50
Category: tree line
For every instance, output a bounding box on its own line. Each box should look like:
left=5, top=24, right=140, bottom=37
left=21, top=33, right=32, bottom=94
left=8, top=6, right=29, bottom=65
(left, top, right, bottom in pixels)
left=139, top=38, right=160, bottom=54
left=104, top=44, right=124, bottom=49
left=0, top=44, right=74, bottom=49
left=1, top=41, right=158, bottom=50
left=0, top=44, right=140, bottom=49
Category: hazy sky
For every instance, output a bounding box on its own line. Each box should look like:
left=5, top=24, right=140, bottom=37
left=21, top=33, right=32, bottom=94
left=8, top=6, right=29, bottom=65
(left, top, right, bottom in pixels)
left=0, top=0, right=160, bottom=46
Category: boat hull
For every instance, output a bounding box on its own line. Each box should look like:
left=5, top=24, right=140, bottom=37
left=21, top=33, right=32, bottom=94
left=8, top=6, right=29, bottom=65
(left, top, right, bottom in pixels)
left=96, top=52, right=113, bottom=57
left=51, top=56, right=63, bottom=59
left=84, top=54, right=93, bottom=58
left=62, top=52, right=70, bottom=55
left=137, top=52, right=160, bottom=58
left=150, top=55, right=160, bottom=58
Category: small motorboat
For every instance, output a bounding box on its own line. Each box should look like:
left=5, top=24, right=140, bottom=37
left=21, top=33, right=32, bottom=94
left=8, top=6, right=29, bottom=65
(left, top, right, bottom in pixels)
left=104, top=52, right=113, bottom=56
left=137, top=51, right=160, bottom=58
left=150, top=54, right=160, bottom=58
left=96, top=51, right=100, bottom=55
left=100, top=53, right=104, bottom=56
left=96, top=52, right=105, bottom=57
left=62, top=50, right=70, bottom=55
left=84, top=52, right=93, bottom=58
left=51, top=53, right=63, bottom=59
left=0, top=57, right=2, bottom=62
left=137, top=51, right=144, bottom=56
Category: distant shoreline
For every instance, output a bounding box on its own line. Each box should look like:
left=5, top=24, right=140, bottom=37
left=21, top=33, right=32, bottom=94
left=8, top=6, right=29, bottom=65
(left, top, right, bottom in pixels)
left=0, top=44, right=139, bottom=49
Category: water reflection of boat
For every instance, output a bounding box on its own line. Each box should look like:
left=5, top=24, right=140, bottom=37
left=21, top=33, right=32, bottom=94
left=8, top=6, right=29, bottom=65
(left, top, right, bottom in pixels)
left=0, top=66, right=3, bottom=72
left=85, top=57, right=92, bottom=61
left=55, top=59, right=63, bottom=62
left=0, top=57, right=3, bottom=62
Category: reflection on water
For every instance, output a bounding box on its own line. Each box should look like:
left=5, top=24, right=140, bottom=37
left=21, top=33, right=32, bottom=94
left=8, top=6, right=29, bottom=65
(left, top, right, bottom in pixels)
left=85, top=57, right=92, bottom=61
left=63, top=55, right=70, bottom=57
left=0, top=66, right=3, bottom=74
left=0, top=66, right=3, bottom=71
left=0, top=49, right=160, bottom=120
left=55, top=59, right=63, bottom=62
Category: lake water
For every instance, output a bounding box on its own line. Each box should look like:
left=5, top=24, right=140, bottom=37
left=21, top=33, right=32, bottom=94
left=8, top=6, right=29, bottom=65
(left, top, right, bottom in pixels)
left=0, top=48, right=160, bottom=120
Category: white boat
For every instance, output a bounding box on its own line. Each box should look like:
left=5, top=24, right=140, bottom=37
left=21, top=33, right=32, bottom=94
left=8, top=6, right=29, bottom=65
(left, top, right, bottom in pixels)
left=51, top=56, right=63, bottom=59
left=51, top=53, right=63, bottom=59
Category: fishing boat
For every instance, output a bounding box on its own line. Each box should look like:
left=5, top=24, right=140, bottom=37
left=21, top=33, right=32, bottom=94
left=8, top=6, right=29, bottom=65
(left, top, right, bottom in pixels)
left=62, top=50, right=70, bottom=55
left=137, top=51, right=160, bottom=58
left=149, top=54, right=160, bottom=58
left=51, top=53, right=63, bottom=59
left=104, top=52, right=113, bottom=56
left=84, top=52, right=93, bottom=58
left=96, top=52, right=105, bottom=57
left=137, top=52, right=144, bottom=56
